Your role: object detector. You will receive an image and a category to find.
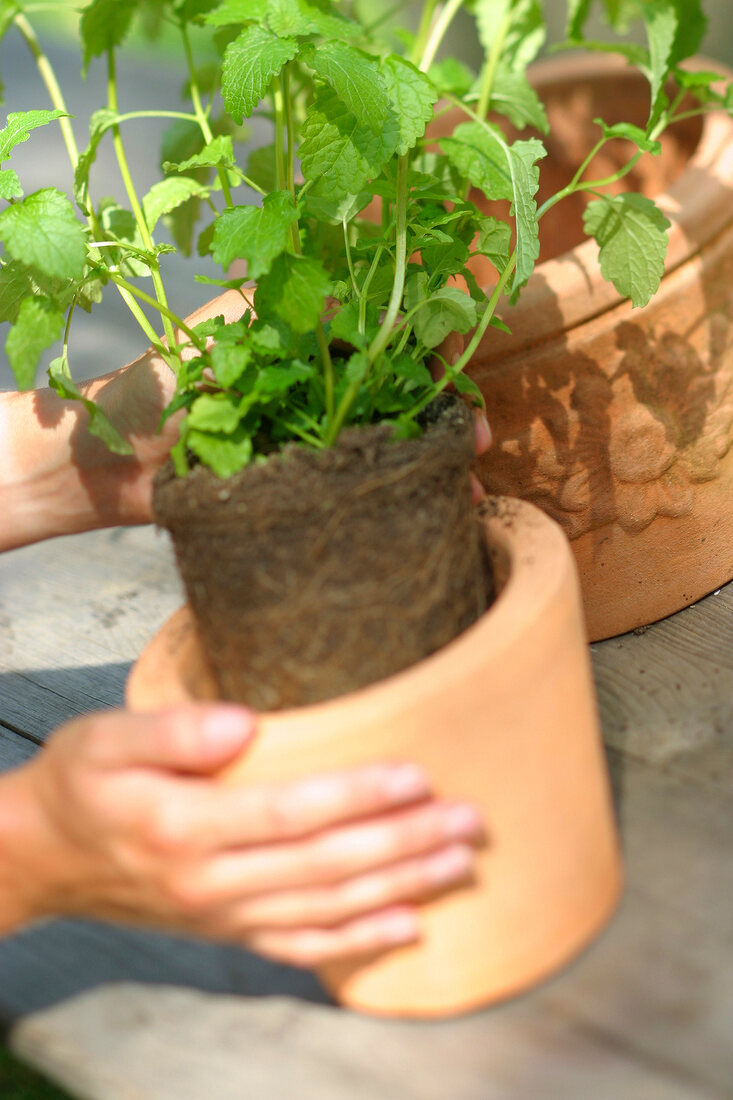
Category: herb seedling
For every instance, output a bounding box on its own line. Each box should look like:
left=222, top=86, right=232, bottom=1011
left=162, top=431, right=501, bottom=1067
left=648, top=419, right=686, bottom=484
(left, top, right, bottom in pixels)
left=1, top=0, right=731, bottom=477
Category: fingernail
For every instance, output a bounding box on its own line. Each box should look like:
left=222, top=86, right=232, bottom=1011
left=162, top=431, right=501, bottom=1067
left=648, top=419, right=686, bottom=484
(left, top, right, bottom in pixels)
left=383, top=764, right=430, bottom=803
left=201, top=706, right=255, bottom=750
left=474, top=411, right=492, bottom=450
left=380, top=911, right=420, bottom=945
left=427, top=845, right=474, bottom=886
left=442, top=804, right=483, bottom=840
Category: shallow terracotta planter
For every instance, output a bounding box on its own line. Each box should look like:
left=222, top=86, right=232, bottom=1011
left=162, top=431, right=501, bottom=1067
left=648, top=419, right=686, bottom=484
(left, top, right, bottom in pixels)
left=127, top=497, right=622, bottom=1018
left=453, top=53, right=733, bottom=640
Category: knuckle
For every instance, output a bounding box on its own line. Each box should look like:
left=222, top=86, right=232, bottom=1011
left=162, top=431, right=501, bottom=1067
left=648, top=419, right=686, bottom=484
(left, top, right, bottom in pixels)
left=261, top=790, right=304, bottom=840
left=142, top=802, right=191, bottom=857
left=162, top=868, right=214, bottom=915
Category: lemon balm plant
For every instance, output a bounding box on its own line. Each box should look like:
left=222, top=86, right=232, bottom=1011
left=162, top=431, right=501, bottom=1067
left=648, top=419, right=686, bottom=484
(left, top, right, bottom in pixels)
left=1, top=0, right=732, bottom=709
left=1, top=0, right=731, bottom=469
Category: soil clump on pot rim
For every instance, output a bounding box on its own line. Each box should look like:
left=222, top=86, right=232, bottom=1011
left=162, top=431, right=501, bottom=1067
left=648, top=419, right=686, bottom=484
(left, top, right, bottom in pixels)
left=154, top=396, right=492, bottom=710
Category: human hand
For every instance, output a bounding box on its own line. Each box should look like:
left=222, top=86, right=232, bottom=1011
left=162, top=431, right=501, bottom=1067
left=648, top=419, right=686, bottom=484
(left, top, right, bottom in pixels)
left=0, top=705, right=482, bottom=966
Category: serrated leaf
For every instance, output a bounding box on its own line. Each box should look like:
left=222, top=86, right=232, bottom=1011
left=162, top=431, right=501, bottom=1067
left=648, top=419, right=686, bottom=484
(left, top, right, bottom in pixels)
left=302, top=187, right=372, bottom=225
left=80, top=0, right=137, bottom=74
left=0, top=167, right=21, bottom=198
left=474, top=215, right=512, bottom=271
left=255, top=252, right=330, bottom=333
left=641, top=0, right=707, bottom=124
left=0, top=109, right=67, bottom=162
left=221, top=25, right=298, bottom=123
left=0, top=188, right=87, bottom=281
left=163, top=134, right=235, bottom=173
left=428, top=57, right=475, bottom=98
left=597, top=118, right=661, bottom=154
left=188, top=425, right=253, bottom=476
left=405, top=272, right=477, bottom=349
left=300, top=86, right=399, bottom=202
left=189, top=391, right=242, bottom=432
left=302, top=42, right=389, bottom=133
left=583, top=192, right=671, bottom=308
left=382, top=55, right=436, bottom=156
left=47, top=354, right=133, bottom=453
left=0, top=258, right=33, bottom=323
left=142, top=177, right=209, bottom=233
left=211, top=190, right=297, bottom=277
left=210, top=341, right=253, bottom=387
left=264, top=0, right=357, bottom=39
left=448, top=366, right=483, bottom=404
left=6, top=296, right=64, bottom=390
left=472, top=0, right=545, bottom=74
left=489, top=68, right=548, bottom=133
left=506, top=136, right=545, bottom=292
left=205, top=0, right=268, bottom=25
left=74, top=109, right=118, bottom=212
left=441, top=121, right=513, bottom=201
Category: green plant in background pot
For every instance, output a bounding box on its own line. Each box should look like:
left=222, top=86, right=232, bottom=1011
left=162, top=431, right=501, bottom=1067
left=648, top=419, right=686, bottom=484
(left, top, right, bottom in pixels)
left=1, top=0, right=732, bottom=1016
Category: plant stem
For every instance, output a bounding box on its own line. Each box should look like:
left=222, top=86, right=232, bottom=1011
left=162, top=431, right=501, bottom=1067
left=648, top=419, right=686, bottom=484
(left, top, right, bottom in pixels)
left=13, top=12, right=79, bottom=170
left=367, top=153, right=409, bottom=364
left=413, top=0, right=439, bottom=62
left=283, top=64, right=297, bottom=200
left=107, top=47, right=177, bottom=351
left=451, top=249, right=516, bottom=375
left=419, top=0, right=465, bottom=73
left=475, top=8, right=512, bottom=122
left=181, top=22, right=233, bottom=208
left=273, top=77, right=287, bottom=194
left=106, top=271, right=204, bottom=349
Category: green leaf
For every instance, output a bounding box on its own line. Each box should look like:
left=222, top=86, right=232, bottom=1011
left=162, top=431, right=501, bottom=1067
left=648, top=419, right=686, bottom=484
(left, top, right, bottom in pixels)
left=566, top=0, right=592, bottom=38
left=211, top=190, right=297, bottom=277
left=583, top=192, right=671, bottom=308
left=302, top=187, right=372, bottom=225
left=0, top=258, right=33, bottom=323
left=210, top=341, right=253, bottom=387
left=74, top=109, right=118, bottom=213
left=205, top=0, right=268, bottom=25
left=163, top=134, right=235, bottom=173
left=0, top=188, right=87, bottom=281
left=98, top=200, right=150, bottom=277
left=6, top=296, right=64, bottom=390
left=596, top=118, right=661, bottom=155
left=474, top=215, right=512, bottom=271
left=255, top=252, right=330, bottom=333
left=188, top=392, right=243, bottom=432
left=472, top=0, right=545, bottom=74
left=441, top=121, right=513, bottom=201
left=221, top=24, right=298, bottom=123
left=188, top=425, right=254, bottom=476
left=80, top=0, right=137, bottom=74
left=266, top=0, right=360, bottom=40
left=246, top=143, right=277, bottom=193
left=506, top=136, right=546, bottom=292
left=160, top=118, right=205, bottom=169
left=330, top=298, right=377, bottom=349
left=0, top=109, right=67, bottom=163
left=640, top=0, right=707, bottom=124
left=428, top=57, right=475, bottom=98
left=405, top=272, right=477, bottom=349
left=142, top=177, right=209, bottom=233
left=300, top=86, right=399, bottom=202
left=0, top=167, right=21, bottom=198
left=448, top=366, right=483, bottom=405
left=382, top=55, right=436, bottom=156
left=47, top=354, right=133, bottom=453
left=489, top=68, right=548, bottom=133
left=302, top=42, right=389, bottom=133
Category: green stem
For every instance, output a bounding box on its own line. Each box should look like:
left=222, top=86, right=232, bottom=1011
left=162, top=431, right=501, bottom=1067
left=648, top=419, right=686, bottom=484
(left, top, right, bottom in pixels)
left=181, top=22, right=233, bottom=208
left=283, top=63, right=297, bottom=200
left=451, top=250, right=516, bottom=375
left=418, top=0, right=465, bottom=73
left=412, top=0, right=439, bottom=63
left=116, top=109, right=199, bottom=124
left=273, top=77, right=287, bottom=194
left=107, top=47, right=177, bottom=351
left=13, top=12, right=79, bottom=170
left=366, top=154, right=409, bottom=364
left=106, top=271, right=203, bottom=350
left=475, top=8, right=512, bottom=122
left=343, top=221, right=360, bottom=303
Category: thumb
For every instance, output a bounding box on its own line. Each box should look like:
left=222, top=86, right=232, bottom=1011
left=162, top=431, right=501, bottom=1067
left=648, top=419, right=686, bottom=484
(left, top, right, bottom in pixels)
left=81, top=705, right=257, bottom=774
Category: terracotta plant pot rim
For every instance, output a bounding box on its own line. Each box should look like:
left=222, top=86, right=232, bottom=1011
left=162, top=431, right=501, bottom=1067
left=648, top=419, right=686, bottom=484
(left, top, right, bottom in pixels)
left=473, top=51, right=733, bottom=358
left=127, top=496, right=573, bottom=724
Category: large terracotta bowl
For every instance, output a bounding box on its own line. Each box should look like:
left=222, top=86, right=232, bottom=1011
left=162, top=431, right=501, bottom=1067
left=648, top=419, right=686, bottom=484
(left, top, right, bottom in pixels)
left=127, top=498, right=622, bottom=1018
left=453, top=53, right=733, bottom=639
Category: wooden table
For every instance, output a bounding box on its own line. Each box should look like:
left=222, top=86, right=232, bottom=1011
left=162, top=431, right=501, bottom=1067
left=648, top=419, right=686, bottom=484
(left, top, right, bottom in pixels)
left=1, top=523, right=732, bottom=1100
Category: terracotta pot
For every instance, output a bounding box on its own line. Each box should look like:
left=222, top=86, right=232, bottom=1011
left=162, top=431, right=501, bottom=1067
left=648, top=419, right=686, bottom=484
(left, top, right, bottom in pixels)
left=127, top=497, right=622, bottom=1018
left=452, top=53, right=733, bottom=640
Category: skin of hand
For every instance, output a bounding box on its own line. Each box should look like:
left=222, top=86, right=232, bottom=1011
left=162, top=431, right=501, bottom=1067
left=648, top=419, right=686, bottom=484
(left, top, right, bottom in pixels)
left=0, top=705, right=483, bottom=966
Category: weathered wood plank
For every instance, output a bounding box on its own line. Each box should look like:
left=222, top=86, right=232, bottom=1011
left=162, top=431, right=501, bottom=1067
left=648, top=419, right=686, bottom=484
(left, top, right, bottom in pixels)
left=10, top=982, right=726, bottom=1100
left=0, top=726, right=38, bottom=769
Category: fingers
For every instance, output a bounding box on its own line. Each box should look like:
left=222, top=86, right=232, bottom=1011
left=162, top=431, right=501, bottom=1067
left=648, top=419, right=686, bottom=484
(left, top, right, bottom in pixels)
left=181, top=762, right=432, bottom=850
left=71, top=706, right=256, bottom=774
left=245, top=907, right=421, bottom=968
left=182, top=288, right=255, bottom=332
left=226, top=844, right=474, bottom=931
left=473, top=408, right=492, bottom=456
left=179, top=800, right=484, bottom=899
